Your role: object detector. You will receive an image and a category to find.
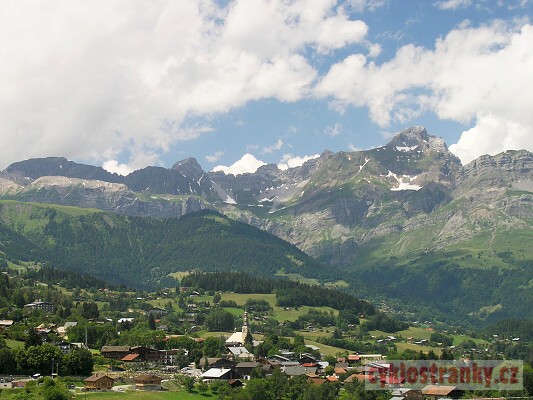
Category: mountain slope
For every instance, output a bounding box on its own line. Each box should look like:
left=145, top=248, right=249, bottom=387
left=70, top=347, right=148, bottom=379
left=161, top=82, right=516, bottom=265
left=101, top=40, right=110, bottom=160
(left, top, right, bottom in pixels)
left=0, top=201, right=326, bottom=289
left=1, top=126, right=532, bottom=322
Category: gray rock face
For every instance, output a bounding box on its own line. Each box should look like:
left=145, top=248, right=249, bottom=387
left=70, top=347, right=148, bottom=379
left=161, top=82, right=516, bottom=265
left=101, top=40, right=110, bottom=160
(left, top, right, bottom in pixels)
left=1, top=126, right=532, bottom=270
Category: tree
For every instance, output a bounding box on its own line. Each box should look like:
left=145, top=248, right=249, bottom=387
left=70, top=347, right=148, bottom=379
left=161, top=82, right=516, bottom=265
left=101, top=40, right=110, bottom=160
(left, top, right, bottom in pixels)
left=41, top=377, right=73, bottom=400
left=148, top=313, right=156, bottom=330
left=197, top=380, right=209, bottom=395
left=64, top=348, right=94, bottom=375
left=25, top=328, right=42, bottom=348
left=205, top=308, right=235, bottom=332
left=0, top=348, right=16, bottom=374
left=177, top=375, right=195, bottom=392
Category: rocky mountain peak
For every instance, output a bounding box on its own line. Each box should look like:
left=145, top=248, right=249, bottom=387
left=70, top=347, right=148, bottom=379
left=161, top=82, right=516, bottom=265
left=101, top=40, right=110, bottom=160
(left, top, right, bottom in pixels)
left=172, top=157, right=205, bottom=181
left=387, top=126, right=429, bottom=148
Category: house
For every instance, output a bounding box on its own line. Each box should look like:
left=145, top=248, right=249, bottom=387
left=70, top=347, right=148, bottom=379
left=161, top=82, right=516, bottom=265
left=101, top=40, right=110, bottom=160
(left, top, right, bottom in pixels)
left=57, top=321, right=78, bottom=337
left=101, top=346, right=131, bottom=360
left=228, top=346, right=253, bottom=361
left=130, top=346, right=161, bottom=363
left=347, top=354, right=361, bottom=365
left=299, top=355, right=318, bottom=365
left=205, top=357, right=237, bottom=370
left=84, top=374, right=114, bottom=391
left=24, top=300, right=54, bottom=313
left=54, top=341, right=79, bottom=354
left=283, top=365, right=317, bottom=377
left=235, top=362, right=261, bottom=379
left=0, top=320, right=14, bottom=331
left=421, top=385, right=463, bottom=400
left=121, top=353, right=142, bottom=363
left=134, top=374, right=162, bottom=391
left=202, top=368, right=235, bottom=381
left=391, top=388, right=425, bottom=400
left=359, top=354, right=385, bottom=364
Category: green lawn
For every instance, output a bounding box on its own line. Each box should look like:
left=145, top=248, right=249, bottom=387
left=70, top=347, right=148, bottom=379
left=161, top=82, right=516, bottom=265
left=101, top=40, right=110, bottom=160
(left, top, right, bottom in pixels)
left=73, top=389, right=213, bottom=399
left=6, top=339, right=24, bottom=350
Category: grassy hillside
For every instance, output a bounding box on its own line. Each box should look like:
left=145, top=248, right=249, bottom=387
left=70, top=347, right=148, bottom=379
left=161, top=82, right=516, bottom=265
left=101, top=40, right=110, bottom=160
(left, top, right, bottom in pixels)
left=0, top=201, right=326, bottom=289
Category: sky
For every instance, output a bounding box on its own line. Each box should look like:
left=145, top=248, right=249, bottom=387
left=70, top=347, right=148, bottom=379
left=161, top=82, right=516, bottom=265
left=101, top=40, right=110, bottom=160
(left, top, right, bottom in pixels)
left=1, top=0, right=532, bottom=175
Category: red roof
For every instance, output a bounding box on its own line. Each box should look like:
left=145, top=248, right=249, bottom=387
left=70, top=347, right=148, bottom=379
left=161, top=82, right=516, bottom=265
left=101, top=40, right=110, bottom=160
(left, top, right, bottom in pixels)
left=121, top=353, right=140, bottom=361
left=348, top=354, right=360, bottom=361
left=302, top=363, right=318, bottom=367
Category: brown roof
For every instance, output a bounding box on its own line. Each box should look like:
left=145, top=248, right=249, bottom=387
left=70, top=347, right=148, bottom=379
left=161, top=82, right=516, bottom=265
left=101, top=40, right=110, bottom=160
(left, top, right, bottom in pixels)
left=101, top=346, right=129, bottom=352
left=327, top=376, right=339, bottom=382
left=421, top=385, right=457, bottom=396
left=85, top=375, right=114, bottom=383
left=121, top=353, right=141, bottom=361
left=334, top=367, right=347, bottom=374
left=309, top=377, right=328, bottom=385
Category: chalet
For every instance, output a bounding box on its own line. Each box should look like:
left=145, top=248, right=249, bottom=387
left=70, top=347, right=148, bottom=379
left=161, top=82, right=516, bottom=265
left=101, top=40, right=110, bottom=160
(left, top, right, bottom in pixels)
left=134, top=374, right=162, bottom=391
left=101, top=346, right=130, bottom=360
left=359, top=354, right=385, bottom=364
left=130, top=346, right=161, bottom=363
left=121, top=353, right=142, bottom=363
left=206, top=357, right=237, bottom=370
left=84, top=374, right=114, bottom=391
left=202, top=368, right=235, bottom=381
left=347, top=354, right=361, bottom=365
left=421, top=385, right=463, bottom=400
left=391, top=388, right=425, bottom=400
left=308, top=377, right=328, bottom=385
left=235, top=361, right=261, bottom=379
left=299, top=355, right=318, bottom=365
left=228, top=346, right=253, bottom=361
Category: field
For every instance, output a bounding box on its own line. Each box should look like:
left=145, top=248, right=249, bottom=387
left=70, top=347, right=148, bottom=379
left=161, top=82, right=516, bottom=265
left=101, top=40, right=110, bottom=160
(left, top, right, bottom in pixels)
left=0, top=388, right=212, bottom=399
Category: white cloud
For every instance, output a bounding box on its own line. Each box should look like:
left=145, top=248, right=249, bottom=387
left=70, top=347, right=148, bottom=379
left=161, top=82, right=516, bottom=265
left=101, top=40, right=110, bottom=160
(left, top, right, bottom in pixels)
left=102, top=160, right=133, bottom=176
left=348, top=0, right=388, bottom=13
left=0, top=0, right=369, bottom=169
left=434, top=0, right=472, bottom=10
left=213, top=153, right=266, bottom=175
left=278, top=153, right=320, bottom=170
left=324, top=123, right=343, bottom=137
left=262, top=139, right=284, bottom=154
left=205, top=151, right=224, bottom=163
left=316, top=20, right=533, bottom=163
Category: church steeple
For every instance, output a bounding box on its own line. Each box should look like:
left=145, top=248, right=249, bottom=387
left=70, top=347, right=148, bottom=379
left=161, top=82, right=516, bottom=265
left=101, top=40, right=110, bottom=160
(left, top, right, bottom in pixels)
left=242, top=311, right=249, bottom=337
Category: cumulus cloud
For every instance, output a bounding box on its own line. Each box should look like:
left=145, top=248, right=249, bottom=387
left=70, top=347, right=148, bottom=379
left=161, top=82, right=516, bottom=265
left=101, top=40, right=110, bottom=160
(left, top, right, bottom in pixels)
left=262, top=139, right=284, bottom=154
left=0, top=0, right=369, bottom=169
left=102, top=160, right=133, bottom=176
left=315, top=20, right=533, bottom=163
left=434, top=0, right=472, bottom=10
left=205, top=151, right=224, bottom=163
left=278, top=153, right=320, bottom=170
left=213, top=153, right=266, bottom=175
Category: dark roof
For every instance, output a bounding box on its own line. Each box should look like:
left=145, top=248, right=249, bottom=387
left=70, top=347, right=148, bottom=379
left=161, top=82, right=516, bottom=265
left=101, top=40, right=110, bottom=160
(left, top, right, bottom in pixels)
left=236, top=362, right=260, bottom=368
left=85, top=375, right=114, bottom=383
left=101, top=346, right=130, bottom=352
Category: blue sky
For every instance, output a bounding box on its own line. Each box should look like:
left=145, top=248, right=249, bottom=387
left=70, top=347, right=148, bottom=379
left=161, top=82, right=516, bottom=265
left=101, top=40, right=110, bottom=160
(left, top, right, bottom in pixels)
left=1, top=0, right=532, bottom=174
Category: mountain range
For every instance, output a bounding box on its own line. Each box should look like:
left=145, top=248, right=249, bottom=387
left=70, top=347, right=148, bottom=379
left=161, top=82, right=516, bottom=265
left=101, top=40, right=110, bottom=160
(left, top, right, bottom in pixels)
left=1, top=126, right=532, bottom=323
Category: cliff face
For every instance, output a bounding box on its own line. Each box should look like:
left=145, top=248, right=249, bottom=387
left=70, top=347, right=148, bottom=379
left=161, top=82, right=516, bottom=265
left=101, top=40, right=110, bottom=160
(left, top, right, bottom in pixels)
left=1, top=126, right=532, bottom=270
